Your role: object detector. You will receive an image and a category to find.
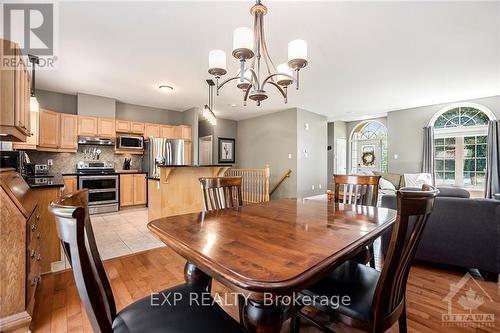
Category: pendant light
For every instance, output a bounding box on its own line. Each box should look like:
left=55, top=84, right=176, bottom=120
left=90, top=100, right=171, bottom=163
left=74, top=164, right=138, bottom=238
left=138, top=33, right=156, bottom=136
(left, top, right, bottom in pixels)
left=28, top=55, right=40, bottom=112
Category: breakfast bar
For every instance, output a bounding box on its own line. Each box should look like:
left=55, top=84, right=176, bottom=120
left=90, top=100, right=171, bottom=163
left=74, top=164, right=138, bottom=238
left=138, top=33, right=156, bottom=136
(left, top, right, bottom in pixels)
left=148, top=165, right=231, bottom=221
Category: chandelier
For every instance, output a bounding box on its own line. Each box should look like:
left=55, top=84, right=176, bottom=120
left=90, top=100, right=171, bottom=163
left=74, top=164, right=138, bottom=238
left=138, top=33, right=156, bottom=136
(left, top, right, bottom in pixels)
left=207, top=0, right=308, bottom=106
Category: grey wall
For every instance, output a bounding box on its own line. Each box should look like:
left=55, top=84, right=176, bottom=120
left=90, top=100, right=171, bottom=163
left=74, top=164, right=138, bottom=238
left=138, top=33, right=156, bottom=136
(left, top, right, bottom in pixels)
left=237, top=109, right=298, bottom=199
left=213, top=118, right=237, bottom=164
left=37, top=89, right=77, bottom=114
left=387, top=95, right=500, bottom=174
left=116, top=102, right=184, bottom=125
left=77, top=93, right=116, bottom=118
left=296, top=108, right=328, bottom=198
left=182, top=107, right=200, bottom=165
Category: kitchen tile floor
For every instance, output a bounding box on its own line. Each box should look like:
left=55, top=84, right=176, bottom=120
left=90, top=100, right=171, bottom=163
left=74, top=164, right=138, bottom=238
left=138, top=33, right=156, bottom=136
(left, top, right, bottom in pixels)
left=91, top=208, right=165, bottom=260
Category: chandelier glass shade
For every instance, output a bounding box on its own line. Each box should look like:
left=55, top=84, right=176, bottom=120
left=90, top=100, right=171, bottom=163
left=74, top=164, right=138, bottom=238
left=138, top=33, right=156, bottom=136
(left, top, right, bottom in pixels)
left=208, top=0, right=308, bottom=106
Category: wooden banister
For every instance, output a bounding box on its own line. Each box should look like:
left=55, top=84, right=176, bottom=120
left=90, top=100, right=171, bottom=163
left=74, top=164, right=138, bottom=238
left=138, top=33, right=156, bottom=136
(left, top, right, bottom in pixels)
left=269, top=169, right=292, bottom=196
left=225, top=164, right=270, bottom=203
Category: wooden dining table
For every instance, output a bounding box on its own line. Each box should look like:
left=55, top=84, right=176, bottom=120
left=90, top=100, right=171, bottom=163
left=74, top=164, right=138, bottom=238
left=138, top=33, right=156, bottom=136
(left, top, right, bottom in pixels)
left=148, top=197, right=397, bottom=333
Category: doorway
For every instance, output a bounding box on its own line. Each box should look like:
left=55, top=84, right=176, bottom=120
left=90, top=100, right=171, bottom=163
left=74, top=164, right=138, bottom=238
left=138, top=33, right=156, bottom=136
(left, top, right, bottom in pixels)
left=350, top=121, right=388, bottom=174
left=198, top=135, right=213, bottom=165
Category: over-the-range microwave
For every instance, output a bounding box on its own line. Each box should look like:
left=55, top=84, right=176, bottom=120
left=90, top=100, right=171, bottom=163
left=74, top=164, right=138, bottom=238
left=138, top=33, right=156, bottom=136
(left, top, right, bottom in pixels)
left=117, top=135, right=144, bottom=149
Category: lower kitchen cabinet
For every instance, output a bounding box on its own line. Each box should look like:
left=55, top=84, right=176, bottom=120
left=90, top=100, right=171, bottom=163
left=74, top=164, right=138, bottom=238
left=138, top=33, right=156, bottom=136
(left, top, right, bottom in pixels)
left=62, top=176, right=77, bottom=195
left=120, top=173, right=147, bottom=207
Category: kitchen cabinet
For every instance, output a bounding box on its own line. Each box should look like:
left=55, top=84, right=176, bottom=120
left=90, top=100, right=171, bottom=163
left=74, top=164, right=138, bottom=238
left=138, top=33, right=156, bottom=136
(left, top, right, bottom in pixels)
left=160, top=125, right=175, bottom=139
left=184, top=141, right=192, bottom=165
left=144, top=123, right=160, bottom=139
left=62, top=176, right=77, bottom=195
left=38, top=110, right=78, bottom=152
left=130, top=121, right=145, bottom=134
left=0, top=39, right=31, bottom=142
left=78, top=116, right=98, bottom=136
left=59, top=114, right=78, bottom=149
left=120, top=173, right=147, bottom=207
left=98, top=117, right=115, bottom=137
left=13, top=111, right=38, bottom=150
left=116, top=120, right=130, bottom=133
left=175, top=125, right=192, bottom=141
left=38, top=110, right=60, bottom=148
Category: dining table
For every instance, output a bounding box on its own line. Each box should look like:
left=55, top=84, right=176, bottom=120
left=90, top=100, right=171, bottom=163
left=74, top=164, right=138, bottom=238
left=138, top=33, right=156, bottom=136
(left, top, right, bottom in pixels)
left=148, top=196, right=397, bottom=333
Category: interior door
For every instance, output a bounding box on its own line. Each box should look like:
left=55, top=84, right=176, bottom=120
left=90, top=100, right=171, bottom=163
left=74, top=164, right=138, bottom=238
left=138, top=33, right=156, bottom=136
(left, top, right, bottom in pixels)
left=335, top=138, right=347, bottom=174
left=198, top=136, right=213, bottom=165
left=356, top=139, right=382, bottom=173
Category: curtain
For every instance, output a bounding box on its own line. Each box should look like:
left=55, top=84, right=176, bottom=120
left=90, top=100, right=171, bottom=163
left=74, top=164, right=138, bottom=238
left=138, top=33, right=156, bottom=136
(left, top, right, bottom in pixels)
left=485, top=120, right=500, bottom=199
left=422, top=126, right=435, bottom=183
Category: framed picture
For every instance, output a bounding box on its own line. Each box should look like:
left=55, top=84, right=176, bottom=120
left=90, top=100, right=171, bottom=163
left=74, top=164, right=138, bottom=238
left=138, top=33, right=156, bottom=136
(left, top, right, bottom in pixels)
left=218, top=137, right=235, bottom=163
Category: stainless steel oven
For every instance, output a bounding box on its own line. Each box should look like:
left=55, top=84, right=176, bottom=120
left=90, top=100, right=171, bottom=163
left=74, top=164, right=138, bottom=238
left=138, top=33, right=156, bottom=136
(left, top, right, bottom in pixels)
left=117, top=135, right=144, bottom=149
left=79, top=175, right=119, bottom=214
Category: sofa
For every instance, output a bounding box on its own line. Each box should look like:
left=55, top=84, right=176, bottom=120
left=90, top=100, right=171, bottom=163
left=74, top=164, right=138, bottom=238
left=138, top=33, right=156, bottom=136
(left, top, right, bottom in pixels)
left=380, top=187, right=500, bottom=282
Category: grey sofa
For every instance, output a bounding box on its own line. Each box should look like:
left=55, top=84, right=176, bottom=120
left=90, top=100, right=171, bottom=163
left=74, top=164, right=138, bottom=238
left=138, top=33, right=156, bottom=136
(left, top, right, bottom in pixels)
left=380, top=187, right=500, bottom=282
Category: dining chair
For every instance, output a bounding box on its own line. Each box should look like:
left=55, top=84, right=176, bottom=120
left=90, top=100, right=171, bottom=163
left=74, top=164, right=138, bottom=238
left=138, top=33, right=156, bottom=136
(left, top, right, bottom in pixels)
left=49, top=189, right=248, bottom=333
left=291, top=185, right=438, bottom=333
left=332, top=174, right=381, bottom=267
left=199, top=176, right=243, bottom=211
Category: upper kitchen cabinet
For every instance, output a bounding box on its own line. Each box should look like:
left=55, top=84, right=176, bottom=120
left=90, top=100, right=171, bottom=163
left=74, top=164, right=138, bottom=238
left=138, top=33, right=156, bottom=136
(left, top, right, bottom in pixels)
left=175, top=125, right=192, bottom=141
left=38, top=110, right=78, bottom=152
left=160, top=125, right=175, bottom=139
left=144, top=123, right=160, bottom=139
left=13, top=111, right=39, bottom=150
left=78, top=116, right=98, bottom=136
left=59, top=114, right=78, bottom=149
left=0, top=39, right=31, bottom=142
left=98, top=117, right=115, bottom=137
left=116, top=120, right=130, bottom=133
left=130, top=121, right=145, bottom=134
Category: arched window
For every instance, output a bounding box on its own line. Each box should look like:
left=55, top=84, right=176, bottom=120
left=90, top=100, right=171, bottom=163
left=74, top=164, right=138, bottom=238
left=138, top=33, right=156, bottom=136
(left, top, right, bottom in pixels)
left=430, top=103, right=495, bottom=190
left=350, top=121, right=388, bottom=173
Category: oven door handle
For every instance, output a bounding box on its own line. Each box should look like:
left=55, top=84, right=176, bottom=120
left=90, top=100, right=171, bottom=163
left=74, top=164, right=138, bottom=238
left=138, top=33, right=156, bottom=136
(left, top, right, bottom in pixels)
left=79, top=175, right=118, bottom=180
left=86, top=188, right=118, bottom=193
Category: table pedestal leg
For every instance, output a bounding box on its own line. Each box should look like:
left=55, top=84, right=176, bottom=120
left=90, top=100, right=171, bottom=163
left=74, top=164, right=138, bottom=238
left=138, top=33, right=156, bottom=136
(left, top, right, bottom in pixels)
left=184, top=262, right=211, bottom=290
left=242, top=298, right=283, bottom=333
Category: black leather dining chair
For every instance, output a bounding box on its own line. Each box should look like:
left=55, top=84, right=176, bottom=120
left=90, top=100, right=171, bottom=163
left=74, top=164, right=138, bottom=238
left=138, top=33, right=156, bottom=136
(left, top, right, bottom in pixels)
left=292, top=185, right=438, bottom=333
left=49, top=189, right=248, bottom=333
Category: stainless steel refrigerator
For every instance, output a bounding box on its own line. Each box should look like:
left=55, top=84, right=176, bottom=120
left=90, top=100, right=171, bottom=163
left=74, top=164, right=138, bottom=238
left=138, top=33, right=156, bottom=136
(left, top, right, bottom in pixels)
left=144, top=138, right=185, bottom=178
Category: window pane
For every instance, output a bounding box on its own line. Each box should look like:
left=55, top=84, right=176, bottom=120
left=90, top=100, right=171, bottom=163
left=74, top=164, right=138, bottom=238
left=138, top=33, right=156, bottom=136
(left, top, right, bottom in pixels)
left=477, top=135, right=487, bottom=144
left=435, top=159, right=444, bottom=171
left=464, top=145, right=475, bottom=158
left=435, top=138, right=444, bottom=145
left=464, top=159, right=475, bottom=171
left=477, top=144, right=487, bottom=158
left=474, top=112, right=490, bottom=125
left=445, top=147, right=455, bottom=158
left=477, top=158, right=486, bottom=172
left=445, top=172, right=455, bottom=180
left=464, top=136, right=476, bottom=144
left=435, top=146, right=445, bottom=158
left=445, top=137, right=456, bottom=145
left=445, top=159, right=455, bottom=171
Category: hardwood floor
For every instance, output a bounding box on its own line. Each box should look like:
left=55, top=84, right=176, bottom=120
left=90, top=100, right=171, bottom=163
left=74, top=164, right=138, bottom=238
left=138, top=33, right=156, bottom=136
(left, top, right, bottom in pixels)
left=31, top=246, right=499, bottom=333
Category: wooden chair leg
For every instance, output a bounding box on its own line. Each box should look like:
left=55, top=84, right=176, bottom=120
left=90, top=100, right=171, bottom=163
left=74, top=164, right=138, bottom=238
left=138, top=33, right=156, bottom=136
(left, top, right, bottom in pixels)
left=398, top=303, right=407, bottom=333
left=290, top=304, right=300, bottom=333
left=369, top=244, right=376, bottom=268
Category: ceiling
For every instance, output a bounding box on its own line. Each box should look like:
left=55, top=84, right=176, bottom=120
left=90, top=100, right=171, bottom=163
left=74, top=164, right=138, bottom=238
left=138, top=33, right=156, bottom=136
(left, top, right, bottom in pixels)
left=35, top=1, right=500, bottom=121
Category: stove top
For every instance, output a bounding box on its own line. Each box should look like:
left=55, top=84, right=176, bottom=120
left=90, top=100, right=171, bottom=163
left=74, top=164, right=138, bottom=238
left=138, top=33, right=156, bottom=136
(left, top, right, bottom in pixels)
left=76, top=160, right=115, bottom=175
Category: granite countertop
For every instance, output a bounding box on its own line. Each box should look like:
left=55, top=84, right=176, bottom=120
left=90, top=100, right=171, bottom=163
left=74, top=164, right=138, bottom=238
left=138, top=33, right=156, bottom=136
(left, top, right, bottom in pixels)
left=61, top=170, right=147, bottom=176
left=23, top=174, right=65, bottom=189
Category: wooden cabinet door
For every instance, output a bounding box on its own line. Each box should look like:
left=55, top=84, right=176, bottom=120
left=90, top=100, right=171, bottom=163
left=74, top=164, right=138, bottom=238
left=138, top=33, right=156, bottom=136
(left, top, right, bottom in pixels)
left=160, top=125, right=175, bottom=139
left=133, top=174, right=147, bottom=205
left=98, top=117, right=115, bottom=137
left=144, top=123, right=160, bottom=139
left=38, top=110, right=60, bottom=148
left=23, top=68, right=31, bottom=135
left=174, top=125, right=192, bottom=140
left=78, top=116, right=98, bottom=136
left=116, top=120, right=130, bottom=133
left=0, top=40, right=16, bottom=128
left=130, top=122, right=145, bottom=134
left=14, top=50, right=26, bottom=133
left=59, top=114, right=78, bottom=149
left=184, top=141, right=192, bottom=165
left=62, top=176, right=77, bottom=195
left=119, top=174, right=134, bottom=207
left=13, top=111, right=38, bottom=150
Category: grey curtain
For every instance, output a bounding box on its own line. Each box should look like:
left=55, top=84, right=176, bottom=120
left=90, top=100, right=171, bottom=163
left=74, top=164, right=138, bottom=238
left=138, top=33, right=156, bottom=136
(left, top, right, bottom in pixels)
left=485, top=120, right=500, bottom=198
left=422, top=126, right=435, bottom=182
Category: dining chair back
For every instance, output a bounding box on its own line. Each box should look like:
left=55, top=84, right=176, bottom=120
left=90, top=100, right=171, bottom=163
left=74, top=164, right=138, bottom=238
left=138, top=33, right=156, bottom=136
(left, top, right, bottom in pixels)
left=199, top=176, right=243, bottom=211
left=371, top=185, right=438, bottom=332
left=333, top=174, right=381, bottom=206
left=49, top=189, right=116, bottom=333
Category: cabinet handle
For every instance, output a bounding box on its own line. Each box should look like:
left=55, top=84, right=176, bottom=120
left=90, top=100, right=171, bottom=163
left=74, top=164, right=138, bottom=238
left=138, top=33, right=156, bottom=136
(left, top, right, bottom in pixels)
left=31, top=278, right=37, bottom=286
left=30, top=250, right=36, bottom=259
left=36, top=253, right=41, bottom=261
left=31, top=223, right=37, bottom=231
left=36, top=214, right=40, bottom=220
left=37, top=232, right=41, bottom=239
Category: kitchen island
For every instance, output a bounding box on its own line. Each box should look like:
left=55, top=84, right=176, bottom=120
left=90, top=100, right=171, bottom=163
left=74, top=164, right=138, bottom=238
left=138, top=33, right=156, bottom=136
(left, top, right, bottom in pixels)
left=148, top=165, right=231, bottom=221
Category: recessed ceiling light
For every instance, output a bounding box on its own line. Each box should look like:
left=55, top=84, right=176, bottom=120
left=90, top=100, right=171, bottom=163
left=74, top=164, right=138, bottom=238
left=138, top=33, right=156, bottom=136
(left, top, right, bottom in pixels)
left=158, top=85, right=174, bottom=92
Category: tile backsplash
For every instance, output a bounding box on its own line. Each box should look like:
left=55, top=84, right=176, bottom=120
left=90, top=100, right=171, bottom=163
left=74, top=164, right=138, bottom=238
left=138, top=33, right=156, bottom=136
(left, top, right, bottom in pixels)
left=26, top=145, right=143, bottom=174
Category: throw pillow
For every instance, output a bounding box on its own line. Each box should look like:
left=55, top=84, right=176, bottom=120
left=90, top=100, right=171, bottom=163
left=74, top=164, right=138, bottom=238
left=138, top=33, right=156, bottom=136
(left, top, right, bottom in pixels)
left=379, top=177, right=396, bottom=190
